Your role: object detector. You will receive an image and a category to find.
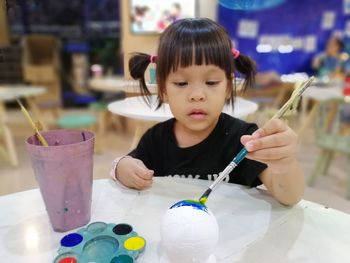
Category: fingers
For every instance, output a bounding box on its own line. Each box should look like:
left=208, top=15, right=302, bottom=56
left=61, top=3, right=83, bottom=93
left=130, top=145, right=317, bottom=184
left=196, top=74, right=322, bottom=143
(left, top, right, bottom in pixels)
left=240, top=119, right=285, bottom=146
left=253, top=119, right=288, bottom=138
left=135, top=166, right=154, bottom=180
left=132, top=175, right=153, bottom=190
left=132, top=161, right=153, bottom=189
left=246, top=144, right=296, bottom=161
left=240, top=130, right=260, bottom=145
left=241, top=120, right=296, bottom=151
left=127, top=168, right=153, bottom=190
left=245, top=130, right=296, bottom=152
left=240, top=134, right=254, bottom=145
left=240, top=119, right=298, bottom=163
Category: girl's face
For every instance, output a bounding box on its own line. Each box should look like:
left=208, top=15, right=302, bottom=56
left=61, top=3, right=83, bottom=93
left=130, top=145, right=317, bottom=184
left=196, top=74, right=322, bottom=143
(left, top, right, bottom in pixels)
left=164, top=64, right=230, bottom=139
left=326, top=37, right=341, bottom=56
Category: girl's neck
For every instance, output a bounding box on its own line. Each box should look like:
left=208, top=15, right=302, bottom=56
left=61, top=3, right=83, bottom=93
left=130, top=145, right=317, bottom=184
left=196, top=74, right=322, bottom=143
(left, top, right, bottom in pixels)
left=173, top=119, right=219, bottom=148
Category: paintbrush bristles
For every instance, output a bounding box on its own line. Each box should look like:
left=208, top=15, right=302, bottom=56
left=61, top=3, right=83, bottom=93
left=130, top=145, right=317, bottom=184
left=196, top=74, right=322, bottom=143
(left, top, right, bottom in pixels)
left=16, top=99, right=49, bottom=147
left=199, top=188, right=212, bottom=204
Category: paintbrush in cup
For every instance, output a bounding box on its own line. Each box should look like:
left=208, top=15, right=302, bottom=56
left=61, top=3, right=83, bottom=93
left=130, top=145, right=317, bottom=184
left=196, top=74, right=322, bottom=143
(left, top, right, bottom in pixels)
left=16, top=99, right=49, bottom=146
left=198, top=76, right=315, bottom=204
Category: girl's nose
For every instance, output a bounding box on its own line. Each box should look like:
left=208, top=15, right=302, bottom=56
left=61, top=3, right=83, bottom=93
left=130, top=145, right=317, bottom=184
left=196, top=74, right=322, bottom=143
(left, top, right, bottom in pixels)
left=189, top=87, right=205, bottom=102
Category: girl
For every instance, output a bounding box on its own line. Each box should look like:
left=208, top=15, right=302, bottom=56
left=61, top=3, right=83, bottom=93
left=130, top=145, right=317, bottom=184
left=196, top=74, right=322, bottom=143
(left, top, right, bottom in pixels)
left=312, top=35, right=345, bottom=79
left=111, top=18, right=304, bottom=206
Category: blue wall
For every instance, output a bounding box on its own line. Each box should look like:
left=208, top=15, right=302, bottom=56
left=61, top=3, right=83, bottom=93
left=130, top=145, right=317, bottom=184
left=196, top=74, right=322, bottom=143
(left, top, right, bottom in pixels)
left=218, top=0, right=348, bottom=74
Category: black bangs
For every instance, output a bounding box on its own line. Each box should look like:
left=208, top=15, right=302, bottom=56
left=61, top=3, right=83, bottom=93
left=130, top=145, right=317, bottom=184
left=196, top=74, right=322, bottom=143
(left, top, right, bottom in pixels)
left=157, top=18, right=234, bottom=78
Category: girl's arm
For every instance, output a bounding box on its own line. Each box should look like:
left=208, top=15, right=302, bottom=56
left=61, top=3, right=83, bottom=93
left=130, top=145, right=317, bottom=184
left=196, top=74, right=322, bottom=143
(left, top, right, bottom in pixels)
left=241, top=119, right=305, bottom=206
left=259, top=158, right=305, bottom=206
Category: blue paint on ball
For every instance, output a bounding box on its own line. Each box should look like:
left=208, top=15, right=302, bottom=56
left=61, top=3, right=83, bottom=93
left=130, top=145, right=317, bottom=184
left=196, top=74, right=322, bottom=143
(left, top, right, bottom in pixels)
left=170, top=200, right=208, bottom=213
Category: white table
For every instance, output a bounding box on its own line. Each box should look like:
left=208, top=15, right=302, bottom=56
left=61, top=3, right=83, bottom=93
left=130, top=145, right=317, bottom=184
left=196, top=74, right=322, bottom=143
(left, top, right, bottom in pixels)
left=0, top=85, right=46, bottom=166
left=1, top=178, right=349, bottom=262
left=89, top=76, right=158, bottom=94
left=108, top=95, right=258, bottom=148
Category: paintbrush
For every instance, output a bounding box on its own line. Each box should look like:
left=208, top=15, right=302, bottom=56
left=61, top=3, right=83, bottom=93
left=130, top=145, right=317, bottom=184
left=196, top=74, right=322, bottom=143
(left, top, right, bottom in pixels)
left=16, top=99, right=49, bottom=147
left=198, top=76, right=315, bottom=204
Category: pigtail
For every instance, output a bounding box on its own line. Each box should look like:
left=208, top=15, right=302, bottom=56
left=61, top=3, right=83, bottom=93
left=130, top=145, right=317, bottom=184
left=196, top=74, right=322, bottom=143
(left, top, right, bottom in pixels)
left=234, top=53, right=257, bottom=92
left=128, top=52, right=152, bottom=99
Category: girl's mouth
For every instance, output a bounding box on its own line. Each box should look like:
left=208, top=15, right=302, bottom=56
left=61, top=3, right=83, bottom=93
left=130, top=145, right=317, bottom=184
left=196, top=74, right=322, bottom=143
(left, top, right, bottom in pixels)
left=188, top=109, right=207, bottom=120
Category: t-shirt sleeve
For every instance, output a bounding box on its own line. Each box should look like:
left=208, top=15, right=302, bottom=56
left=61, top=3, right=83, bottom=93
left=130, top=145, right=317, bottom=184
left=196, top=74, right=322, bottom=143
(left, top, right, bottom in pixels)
left=230, top=123, right=267, bottom=187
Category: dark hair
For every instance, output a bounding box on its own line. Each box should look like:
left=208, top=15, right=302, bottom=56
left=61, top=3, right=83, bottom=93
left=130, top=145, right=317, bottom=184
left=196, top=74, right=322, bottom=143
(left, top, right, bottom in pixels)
left=129, top=18, right=256, bottom=108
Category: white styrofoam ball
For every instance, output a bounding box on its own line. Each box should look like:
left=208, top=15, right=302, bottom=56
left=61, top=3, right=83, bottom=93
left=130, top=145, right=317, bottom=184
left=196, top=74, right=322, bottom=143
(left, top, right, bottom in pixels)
left=160, top=200, right=219, bottom=263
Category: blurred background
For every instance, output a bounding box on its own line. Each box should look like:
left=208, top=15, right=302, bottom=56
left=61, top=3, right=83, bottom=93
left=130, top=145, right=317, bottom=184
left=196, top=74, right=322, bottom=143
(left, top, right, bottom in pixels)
left=1, top=0, right=350, bottom=213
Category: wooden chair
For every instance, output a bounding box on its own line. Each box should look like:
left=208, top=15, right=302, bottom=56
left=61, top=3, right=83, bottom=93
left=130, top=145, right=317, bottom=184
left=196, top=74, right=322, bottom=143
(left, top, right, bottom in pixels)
left=307, top=98, right=350, bottom=199
left=22, top=35, right=62, bottom=126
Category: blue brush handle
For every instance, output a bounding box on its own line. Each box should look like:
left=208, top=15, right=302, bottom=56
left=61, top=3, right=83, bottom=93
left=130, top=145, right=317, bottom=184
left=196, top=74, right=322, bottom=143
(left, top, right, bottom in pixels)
left=231, top=147, right=248, bottom=166
left=206, top=147, right=248, bottom=192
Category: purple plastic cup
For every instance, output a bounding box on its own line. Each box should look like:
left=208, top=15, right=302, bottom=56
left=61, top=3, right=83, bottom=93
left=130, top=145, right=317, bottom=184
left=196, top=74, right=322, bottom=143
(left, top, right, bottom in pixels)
left=26, top=129, right=94, bottom=232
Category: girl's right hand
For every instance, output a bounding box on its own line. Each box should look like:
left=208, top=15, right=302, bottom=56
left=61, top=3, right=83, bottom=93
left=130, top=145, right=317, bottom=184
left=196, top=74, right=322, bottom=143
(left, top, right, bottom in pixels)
left=116, top=157, right=154, bottom=190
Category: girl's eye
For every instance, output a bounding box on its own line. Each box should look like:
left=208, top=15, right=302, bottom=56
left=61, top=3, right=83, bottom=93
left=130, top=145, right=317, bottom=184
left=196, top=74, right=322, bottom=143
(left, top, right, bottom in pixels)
left=173, top=82, right=188, bottom=87
left=206, top=81, right=220, bottom=86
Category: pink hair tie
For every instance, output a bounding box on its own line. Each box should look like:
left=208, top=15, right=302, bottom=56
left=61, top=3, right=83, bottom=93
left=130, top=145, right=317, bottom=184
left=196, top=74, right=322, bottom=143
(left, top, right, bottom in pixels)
left=231, top=48, right=240, bottom=59
left=150, top=55, right=157, bottom=63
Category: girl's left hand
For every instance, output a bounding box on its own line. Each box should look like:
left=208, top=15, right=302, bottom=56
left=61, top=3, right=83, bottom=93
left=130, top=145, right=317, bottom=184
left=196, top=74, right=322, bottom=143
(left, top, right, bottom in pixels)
left=240, top=119, right=298, bottom=172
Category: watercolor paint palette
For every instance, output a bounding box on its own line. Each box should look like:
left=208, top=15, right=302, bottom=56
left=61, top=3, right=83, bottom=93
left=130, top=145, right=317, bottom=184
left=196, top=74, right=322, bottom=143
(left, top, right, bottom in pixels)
left=53, top=221, right=146, bottom=263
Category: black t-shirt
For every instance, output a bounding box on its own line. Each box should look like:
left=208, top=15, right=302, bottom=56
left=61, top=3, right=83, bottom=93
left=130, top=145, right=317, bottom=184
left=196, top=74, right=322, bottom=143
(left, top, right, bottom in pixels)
left=129, top=113, right=267, bottom=187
